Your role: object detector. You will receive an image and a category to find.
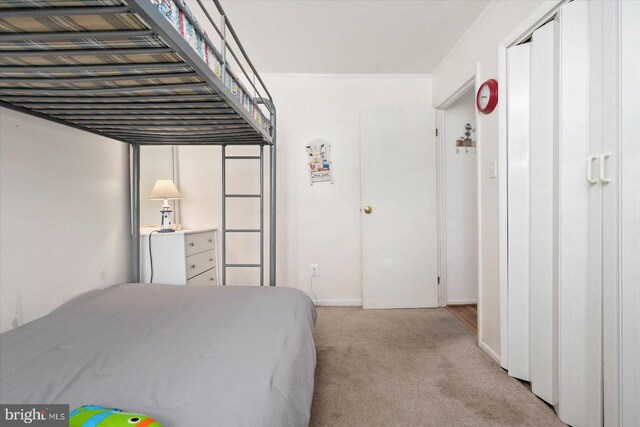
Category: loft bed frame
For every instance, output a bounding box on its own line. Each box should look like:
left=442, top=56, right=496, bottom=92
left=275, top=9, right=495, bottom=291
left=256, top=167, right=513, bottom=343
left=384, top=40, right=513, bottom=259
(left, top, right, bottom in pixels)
left=0, top=0, right=277, bottom=286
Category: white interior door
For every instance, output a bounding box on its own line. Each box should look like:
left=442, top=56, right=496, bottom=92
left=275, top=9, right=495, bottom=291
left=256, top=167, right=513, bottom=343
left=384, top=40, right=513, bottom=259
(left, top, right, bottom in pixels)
left=361, top=108, right=438, bottom=309
left=506, top=42, right=531, bottom=382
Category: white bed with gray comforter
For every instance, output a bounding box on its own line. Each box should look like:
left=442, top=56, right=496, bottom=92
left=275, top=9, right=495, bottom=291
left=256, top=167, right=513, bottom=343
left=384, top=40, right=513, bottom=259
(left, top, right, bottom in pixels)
left=0, top=283, right=317, bottom=426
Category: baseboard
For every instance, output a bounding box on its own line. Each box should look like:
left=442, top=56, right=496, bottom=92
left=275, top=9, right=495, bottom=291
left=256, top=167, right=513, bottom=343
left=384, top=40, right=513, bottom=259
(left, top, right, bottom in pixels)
left=446, top=299, right=478, bottom=305
left=479, top=340, right=501, bottom=365
left=314, top=299, right=362, bottom=307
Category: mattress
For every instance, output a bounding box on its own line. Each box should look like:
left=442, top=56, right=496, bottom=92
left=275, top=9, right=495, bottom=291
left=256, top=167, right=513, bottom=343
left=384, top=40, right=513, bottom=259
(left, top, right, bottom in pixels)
left=0, top=284, right=317, bottom=426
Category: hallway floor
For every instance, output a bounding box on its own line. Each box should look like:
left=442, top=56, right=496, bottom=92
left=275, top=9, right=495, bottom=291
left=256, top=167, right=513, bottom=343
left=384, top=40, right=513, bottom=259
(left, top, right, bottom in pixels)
left=447, top=304, right=478, bottom=334
left=310, top=307, right=564, bottom=426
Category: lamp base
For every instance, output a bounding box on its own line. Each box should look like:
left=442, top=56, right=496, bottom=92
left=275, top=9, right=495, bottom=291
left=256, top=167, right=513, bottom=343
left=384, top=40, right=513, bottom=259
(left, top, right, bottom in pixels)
left=160, top=205, right=174, bottom=233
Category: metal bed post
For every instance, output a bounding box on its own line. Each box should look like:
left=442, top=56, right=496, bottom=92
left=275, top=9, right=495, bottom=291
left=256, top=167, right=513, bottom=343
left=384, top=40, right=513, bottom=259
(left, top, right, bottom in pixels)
left=131, top=143, right=141, bottom=283
left=269, top=108, right=277, bottom=286
left=221, top=144, right=227, bottom=286
left=260, top=144, right=265, bottom=287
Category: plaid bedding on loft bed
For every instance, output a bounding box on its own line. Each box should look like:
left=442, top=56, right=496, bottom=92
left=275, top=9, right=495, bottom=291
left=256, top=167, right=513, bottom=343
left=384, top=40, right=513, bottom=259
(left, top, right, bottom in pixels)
left=0, top=0, right=271, bottom=144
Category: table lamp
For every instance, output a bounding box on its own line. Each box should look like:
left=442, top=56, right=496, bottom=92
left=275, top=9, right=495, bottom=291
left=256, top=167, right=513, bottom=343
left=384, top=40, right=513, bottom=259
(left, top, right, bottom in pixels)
left=150, top=179, right=182, bottom=232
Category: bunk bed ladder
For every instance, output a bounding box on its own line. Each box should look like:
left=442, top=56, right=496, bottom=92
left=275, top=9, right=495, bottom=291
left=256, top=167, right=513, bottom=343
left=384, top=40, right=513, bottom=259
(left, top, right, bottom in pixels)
left=221, top=145, right=265, bottom=286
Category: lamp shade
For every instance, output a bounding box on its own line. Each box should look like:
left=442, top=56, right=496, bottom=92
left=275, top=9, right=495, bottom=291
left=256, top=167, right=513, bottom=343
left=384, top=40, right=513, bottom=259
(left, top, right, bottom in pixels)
left=149, top=179, right=182, bottom=200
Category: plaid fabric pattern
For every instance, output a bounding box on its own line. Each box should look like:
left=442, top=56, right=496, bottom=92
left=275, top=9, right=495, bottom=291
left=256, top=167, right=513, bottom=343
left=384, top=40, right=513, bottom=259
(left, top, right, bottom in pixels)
left=1, top=35, right=167, bottom=51
left=0, top=0, right=270, bottom=144
left=0, top=12, right=146, bottom=33
left=0, top=0, right=123, bottom=8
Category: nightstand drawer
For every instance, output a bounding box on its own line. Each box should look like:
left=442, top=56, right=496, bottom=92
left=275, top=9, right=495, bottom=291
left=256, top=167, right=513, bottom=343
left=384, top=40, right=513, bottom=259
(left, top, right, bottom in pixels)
left=186, top=249, right=216, bottom=279
left=185, top=231, right=215, bottom=256
left=187, top=268, right=217, bottom=286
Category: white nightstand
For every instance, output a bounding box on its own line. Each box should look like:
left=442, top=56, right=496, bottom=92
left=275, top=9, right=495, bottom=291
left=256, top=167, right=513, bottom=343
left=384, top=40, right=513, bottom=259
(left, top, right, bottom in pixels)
left=140, top=228, right=219, bottom=286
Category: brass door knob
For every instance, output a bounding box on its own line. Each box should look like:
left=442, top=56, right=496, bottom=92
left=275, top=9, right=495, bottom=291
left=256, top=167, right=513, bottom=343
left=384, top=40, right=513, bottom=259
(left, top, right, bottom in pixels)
left=363, top=205, right=373, bottom=214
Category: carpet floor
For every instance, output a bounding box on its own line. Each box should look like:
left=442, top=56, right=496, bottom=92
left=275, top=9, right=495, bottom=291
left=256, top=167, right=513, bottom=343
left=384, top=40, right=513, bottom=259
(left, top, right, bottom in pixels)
left=309, top=307, right=565, bottom=427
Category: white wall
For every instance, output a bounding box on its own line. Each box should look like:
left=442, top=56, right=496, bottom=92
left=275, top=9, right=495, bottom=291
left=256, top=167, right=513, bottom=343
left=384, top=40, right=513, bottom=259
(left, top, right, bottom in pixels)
left=176, top=75, right=432, bottom=301
left=0, top=107, right=132, bottom=333
left=432, top=0, right=545, bottom=359
left=443, top=87, right=478, bottom=304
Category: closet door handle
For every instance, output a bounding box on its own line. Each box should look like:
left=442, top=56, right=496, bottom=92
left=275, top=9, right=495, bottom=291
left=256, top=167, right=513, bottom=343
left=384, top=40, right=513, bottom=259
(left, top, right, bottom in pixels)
left=599, top=153, right=611, bottom=183
left=587, top=155, right=599, bottom=184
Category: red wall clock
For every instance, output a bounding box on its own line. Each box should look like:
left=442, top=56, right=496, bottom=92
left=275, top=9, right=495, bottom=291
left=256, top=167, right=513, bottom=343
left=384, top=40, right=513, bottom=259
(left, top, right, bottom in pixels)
left=476, top=79, right=499, bottom=114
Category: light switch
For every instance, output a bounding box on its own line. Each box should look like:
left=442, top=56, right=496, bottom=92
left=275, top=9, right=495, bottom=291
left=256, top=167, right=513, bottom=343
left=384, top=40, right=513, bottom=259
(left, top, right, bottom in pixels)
left=489, top=160, right=498, bottom=178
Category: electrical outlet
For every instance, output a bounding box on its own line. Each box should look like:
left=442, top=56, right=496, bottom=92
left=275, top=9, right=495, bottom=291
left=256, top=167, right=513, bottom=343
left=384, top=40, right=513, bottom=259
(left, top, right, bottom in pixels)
left=310, top=264, right=319, bottom=278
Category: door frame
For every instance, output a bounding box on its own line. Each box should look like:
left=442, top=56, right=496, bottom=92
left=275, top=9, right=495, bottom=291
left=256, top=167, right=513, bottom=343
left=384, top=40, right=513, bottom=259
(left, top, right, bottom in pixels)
left=435, top=73, right=481, bottom=335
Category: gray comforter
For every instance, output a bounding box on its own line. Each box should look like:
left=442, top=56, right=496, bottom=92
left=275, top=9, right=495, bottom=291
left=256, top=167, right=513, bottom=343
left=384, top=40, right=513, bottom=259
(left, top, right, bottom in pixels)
left=0, top=284, right=317, bottom=426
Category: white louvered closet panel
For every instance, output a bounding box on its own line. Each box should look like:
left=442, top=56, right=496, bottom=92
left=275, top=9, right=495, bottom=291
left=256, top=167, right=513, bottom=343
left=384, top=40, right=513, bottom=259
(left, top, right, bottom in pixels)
left=558, top=2, right=602, bottom=425
left=506, top=42, right=531, bottom=382
left=618, top=1, right=640, bottom=424
left=528, top=18, right=559, bottom=407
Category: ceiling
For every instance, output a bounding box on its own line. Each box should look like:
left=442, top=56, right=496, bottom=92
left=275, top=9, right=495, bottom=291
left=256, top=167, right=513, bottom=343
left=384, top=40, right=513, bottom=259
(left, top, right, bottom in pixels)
left=210, top=0, right=490, bottom=74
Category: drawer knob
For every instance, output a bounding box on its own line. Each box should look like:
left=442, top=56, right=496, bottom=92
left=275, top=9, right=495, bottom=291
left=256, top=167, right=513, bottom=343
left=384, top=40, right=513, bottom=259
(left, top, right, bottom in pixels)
left=191, top=264, right=196, bottom=269
left=209, top=277, right=214, bottom=281
left=209, top=258, right=214, bottom=262
left=190, top=242, right=195, bottom=246
left=208, top=239, right=213, bottom=243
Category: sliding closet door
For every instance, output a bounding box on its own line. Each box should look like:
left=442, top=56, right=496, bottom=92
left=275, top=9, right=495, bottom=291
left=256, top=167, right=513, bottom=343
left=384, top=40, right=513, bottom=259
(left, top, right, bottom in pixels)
left=506, top=42, right=530, bottom=382
left=558, top=1, right=602, bottom=426
left=529, top=18, right=559, bottom=406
